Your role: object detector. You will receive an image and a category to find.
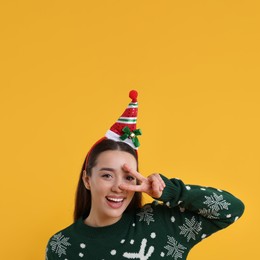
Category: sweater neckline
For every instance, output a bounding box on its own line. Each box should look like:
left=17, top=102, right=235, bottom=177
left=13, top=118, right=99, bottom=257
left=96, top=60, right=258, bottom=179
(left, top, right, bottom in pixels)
left=75, top=211, right=135, bottom=239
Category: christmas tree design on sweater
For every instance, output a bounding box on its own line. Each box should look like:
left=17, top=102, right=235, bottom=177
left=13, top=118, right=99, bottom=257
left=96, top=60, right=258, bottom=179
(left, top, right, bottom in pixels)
left=46, top=175, right=244, bottom=259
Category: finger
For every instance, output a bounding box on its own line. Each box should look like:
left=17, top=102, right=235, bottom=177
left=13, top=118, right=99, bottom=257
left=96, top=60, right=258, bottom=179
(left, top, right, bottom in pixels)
left=154, top=174, right=166, bottom=190
left=150, top=174, right=161, bottom=190
left=150, top=175, right=163, bottom=198
left=148, top=174, right=165, bottom=191
left=119, top=183, right=144, bottom=192
left=151, top=176, right=160, bottom=191
left=123, top=164, right=147, bottom=183
left=158, top=174, right=166, bottom=187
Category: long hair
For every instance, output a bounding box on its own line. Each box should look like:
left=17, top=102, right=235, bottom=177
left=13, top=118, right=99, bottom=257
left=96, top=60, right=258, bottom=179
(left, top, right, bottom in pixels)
left=74, top=139, right=142, bottom=221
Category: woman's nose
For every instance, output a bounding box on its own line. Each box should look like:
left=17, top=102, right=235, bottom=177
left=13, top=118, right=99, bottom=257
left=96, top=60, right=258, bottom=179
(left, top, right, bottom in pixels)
left=111, top=179, right=124, bottom=193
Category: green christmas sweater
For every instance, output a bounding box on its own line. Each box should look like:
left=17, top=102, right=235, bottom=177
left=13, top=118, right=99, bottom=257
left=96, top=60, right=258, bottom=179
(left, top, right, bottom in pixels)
left=46, top=175, right=244, bottom=260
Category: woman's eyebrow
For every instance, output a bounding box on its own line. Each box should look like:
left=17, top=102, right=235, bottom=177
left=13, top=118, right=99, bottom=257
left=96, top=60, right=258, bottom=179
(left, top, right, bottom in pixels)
left=99, top=167, right=115, bottom=172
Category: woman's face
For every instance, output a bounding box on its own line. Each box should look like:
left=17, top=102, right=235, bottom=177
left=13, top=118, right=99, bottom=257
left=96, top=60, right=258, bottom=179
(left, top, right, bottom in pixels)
left=83, top=150, right=137, bottom=226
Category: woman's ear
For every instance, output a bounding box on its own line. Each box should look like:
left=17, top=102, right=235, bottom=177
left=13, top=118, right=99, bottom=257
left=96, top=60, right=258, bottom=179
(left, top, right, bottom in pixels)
left=82, top=170, right=91, bottom=190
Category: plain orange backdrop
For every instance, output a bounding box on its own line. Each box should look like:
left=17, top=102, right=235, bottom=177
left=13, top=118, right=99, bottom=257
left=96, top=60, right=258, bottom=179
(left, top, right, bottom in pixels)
left=0, top=1, right=259, bottom=259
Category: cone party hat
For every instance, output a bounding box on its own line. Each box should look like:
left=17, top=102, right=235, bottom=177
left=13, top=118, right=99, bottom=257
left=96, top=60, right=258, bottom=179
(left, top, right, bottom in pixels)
left=105, top=90, right=142, bottom=150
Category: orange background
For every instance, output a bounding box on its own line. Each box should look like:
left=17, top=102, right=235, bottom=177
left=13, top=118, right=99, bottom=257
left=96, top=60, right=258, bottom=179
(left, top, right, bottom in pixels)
left=0, top=1, right=259, bottom=259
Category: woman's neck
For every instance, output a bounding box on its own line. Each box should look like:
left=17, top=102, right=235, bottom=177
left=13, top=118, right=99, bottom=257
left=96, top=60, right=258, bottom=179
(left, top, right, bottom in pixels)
left=84, top=213, right=122, bottom=227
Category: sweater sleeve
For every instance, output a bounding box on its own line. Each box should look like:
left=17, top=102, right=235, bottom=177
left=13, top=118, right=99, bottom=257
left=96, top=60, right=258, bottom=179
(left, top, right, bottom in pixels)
left=157, top=174, right=245, bottom=233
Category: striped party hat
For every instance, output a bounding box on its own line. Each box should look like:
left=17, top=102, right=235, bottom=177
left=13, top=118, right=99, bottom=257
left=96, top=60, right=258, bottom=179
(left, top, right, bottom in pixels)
left=105, top=90, right=142, bottom=149
left=84, top=90, right=142, bottom=169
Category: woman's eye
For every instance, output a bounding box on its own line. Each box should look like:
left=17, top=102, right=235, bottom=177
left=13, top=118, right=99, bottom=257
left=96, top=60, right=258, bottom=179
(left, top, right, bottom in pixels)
left=126, top=175, right=135, bottom=182
left=102, top=174, right=112, bottom=179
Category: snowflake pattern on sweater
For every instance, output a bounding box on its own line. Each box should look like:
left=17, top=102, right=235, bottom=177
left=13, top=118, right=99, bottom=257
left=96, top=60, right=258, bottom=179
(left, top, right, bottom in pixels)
left=137, top=205, right=155, bottom=225
left=49, top=232, right=71, bottom=257
left=46, top=176, right=244, bottom=260
left=164, top=235, right=187, bottom=259
left=204, top=192, right=231, bottom=211
left=179, top=217, right=202, bottom=242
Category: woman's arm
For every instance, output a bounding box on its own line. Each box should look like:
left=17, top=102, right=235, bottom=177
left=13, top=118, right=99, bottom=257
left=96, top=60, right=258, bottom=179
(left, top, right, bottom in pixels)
left=158, top=175, right=245, bottom=229
left=120, top=164, right=244, bottom=241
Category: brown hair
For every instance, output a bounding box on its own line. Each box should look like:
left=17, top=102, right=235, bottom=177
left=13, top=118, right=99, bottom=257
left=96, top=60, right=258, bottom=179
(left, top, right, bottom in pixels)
left=74, top=139, right=142, bottom=221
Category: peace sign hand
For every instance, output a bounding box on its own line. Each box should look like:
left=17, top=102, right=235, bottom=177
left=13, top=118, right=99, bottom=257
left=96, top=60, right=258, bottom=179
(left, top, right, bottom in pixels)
left=119, top=164, right=166, bottom=199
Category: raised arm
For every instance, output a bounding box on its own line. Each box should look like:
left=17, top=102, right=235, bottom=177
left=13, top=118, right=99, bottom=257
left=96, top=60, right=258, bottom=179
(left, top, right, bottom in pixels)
left=158, top=175, right=245, bottom=229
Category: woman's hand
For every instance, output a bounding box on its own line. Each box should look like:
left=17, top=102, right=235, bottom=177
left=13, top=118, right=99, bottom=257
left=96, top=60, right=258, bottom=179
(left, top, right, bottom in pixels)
left=119, top=164, right=166, bottom=199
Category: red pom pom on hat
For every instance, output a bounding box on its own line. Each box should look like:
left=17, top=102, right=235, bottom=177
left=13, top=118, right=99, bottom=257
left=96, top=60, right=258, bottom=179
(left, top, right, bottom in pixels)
left=129, top=90, right=138, bottom=102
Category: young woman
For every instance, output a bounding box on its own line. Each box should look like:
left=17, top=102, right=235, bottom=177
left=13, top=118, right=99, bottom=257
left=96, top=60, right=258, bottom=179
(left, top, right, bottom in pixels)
left=46, top=90, right=244, bottom=259
left=46, top=139, right=244, bottom=260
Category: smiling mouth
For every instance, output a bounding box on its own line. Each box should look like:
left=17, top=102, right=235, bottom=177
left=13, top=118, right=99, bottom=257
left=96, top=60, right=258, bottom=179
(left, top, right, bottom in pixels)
left=106, top=197, right=124, bottom=203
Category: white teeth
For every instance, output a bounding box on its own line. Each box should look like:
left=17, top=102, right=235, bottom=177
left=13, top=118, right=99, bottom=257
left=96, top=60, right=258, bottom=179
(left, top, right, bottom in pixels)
left=107, top=197, right=124, bottom=202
